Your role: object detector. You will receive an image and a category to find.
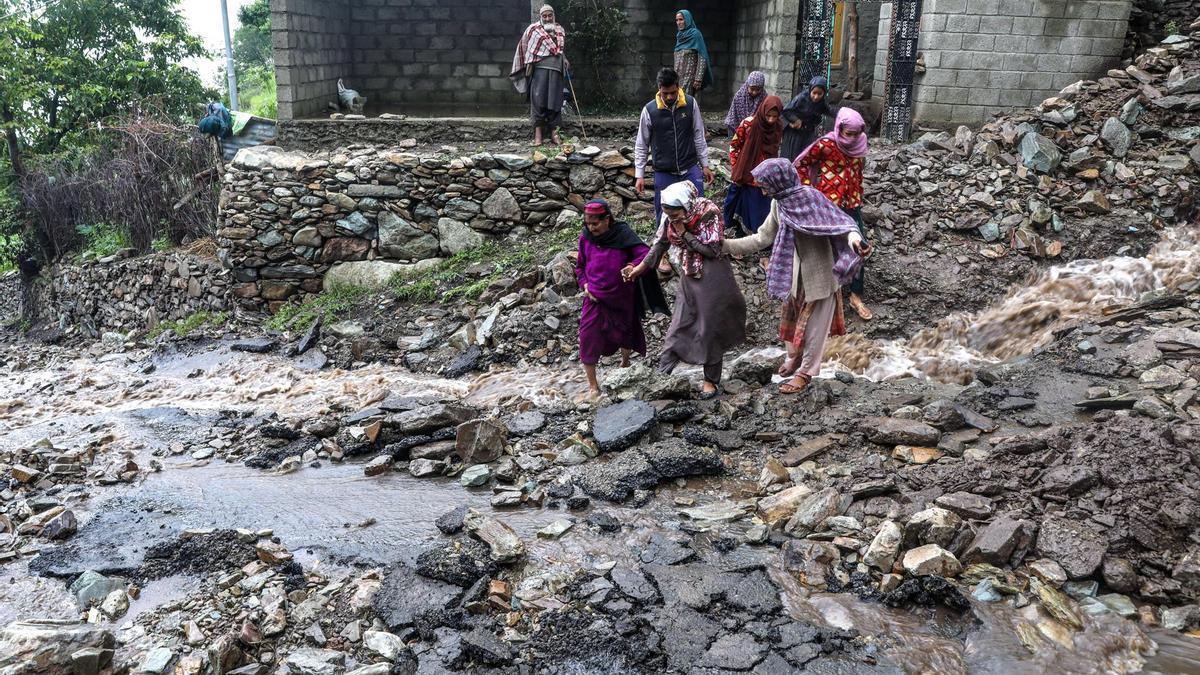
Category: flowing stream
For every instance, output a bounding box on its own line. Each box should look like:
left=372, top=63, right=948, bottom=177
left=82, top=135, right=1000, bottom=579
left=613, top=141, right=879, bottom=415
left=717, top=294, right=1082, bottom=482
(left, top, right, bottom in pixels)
left=2, top=226, right=1200, bottom=671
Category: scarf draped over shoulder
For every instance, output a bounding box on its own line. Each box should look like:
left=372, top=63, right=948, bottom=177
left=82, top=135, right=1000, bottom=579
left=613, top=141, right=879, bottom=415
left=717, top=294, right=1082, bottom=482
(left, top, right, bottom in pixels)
left=752, top=159, right=862, bottom=301
left=509, top=10, right=566, bottom=94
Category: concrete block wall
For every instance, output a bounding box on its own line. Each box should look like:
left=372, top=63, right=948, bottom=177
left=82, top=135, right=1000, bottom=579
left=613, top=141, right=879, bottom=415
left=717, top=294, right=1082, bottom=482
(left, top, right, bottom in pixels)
left=349, top=0, right=531, bottom=112
left=733, top=0, right=801, bottom=102
left=271, top=0, right=795, bottom=119
left=603, top=1, right=738, bottom=112
left=271, top=0, right=352, bottom=121
left=871, top=0, right=1133, bottom=126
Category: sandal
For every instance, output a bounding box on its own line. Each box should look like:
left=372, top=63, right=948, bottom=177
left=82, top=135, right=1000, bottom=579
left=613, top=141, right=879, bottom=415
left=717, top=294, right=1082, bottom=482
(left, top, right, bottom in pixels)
left=779, top=373, right=811, bottom=394
left=697, top=383, right=722, bottom=400
left=777, top=356, right=800, bottom=377
left=849, top=295, right=874, bottom=321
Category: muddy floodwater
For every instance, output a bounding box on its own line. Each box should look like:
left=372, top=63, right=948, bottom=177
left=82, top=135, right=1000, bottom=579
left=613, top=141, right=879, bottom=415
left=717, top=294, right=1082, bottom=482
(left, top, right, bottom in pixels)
left=2, top=226, right=1199, bottom=673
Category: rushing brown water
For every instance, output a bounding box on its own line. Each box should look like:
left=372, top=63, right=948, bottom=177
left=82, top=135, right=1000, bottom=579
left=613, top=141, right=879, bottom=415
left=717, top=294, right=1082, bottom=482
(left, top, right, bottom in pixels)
left=826, top=225, right=1200, bottom=383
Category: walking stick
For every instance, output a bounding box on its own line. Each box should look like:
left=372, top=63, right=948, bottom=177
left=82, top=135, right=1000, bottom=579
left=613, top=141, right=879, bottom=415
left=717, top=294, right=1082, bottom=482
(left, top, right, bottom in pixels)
left=567, top=77, right=588, bottom=144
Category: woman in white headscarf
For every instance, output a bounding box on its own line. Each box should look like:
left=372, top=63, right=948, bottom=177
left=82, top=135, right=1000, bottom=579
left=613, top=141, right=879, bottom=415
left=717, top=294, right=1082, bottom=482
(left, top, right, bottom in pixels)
left=623, top=182, right=746, bottom=399
left=510, top=5, right=568, bottom=146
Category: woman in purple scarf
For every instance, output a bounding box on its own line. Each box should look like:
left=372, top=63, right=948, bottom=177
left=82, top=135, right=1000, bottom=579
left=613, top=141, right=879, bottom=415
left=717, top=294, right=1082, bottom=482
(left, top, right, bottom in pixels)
left=723, top=158, right=870, bottom=393
left=575, top=199, right=669, bottom=398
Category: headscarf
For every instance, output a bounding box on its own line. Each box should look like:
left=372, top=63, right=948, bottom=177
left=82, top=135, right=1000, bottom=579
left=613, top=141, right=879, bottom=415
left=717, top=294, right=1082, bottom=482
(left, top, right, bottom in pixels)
left=582, top=200, right=642, bottom=249
left=783, top=76, right=831, bottom=128
left=509, top=6, right=566, bottom=94
left=752, top=159, right=863, bottom=301
left=731, top=95, right=784, bottom=186
left=581, top=200, right=670, bottom=317
left=674, top=10, right=714, bottom=89
left=655, top=182, right=724, bottom=279
left=724, top=71, right=767, bottom=130
left=798, top=107, right=869, bottom=165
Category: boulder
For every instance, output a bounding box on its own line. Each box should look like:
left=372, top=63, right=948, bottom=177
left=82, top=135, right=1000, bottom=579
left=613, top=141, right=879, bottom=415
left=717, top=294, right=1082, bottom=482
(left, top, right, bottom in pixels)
left=455, top=419, right=507, bottom=464
left=1100, top=117, right=1131, bottom=158
left=783, top=488, right=847, bottom=536
left=388, top=403, right=477, bottom=435
left=481, top=188, right=522, bottom=221
left=781, top=540, right=841, bottom=589
left=904, top=507, right=963, bottom=550
left=864, top=520, right=903, bottom=571
left=963, top=516, right=1036, bottom=566
left=863, top=417, right=941, bottom=446
left=379, top=211, right=439, bottom=260
left=592, top=400, right=656, bottom=452
left=568, top=164, right=605, bottom=193
left=756, top=485, right=813, bottom=525
left=902, top=545, right=962, bottom=577
left=934, top=492, right=994, bottom=520
left=283, top=648, right=346, bottom=675
left=1035, top=517, right=1107, bottom=579
left=436, top=218, right=484, bottom=256
left=323, top=259, right=441, bottom=292
left=1019, top=133, right=1062, bottom=173
left=0, top=620, right=115, bottom=673
left=463, top=509, right=524, bottom=562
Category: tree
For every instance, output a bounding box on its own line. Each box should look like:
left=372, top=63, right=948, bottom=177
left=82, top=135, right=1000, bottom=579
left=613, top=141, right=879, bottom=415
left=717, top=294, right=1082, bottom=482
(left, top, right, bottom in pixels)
left=233, top=0, right=271, bottom=73
left=0, top=0, right=212, bottom=177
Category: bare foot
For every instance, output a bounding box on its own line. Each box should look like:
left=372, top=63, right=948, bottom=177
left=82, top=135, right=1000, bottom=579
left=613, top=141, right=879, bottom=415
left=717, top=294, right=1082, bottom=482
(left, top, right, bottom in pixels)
left=619, top=358, right=631, bottom=368
left=551, top=131, right=562, bottom=145
left=849, top=294, right=874, bottom=321
left=778, top=355, right=800, bottom=377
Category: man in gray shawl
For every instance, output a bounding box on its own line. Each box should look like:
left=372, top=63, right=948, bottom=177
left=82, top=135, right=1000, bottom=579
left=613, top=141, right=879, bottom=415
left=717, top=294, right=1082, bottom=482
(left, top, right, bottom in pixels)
left=510, top=5, right=568, bottom=146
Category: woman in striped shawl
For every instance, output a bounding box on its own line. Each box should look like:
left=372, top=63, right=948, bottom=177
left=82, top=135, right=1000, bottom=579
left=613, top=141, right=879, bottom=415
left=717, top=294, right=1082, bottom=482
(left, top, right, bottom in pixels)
left=724, top=158, right=870, bottom=394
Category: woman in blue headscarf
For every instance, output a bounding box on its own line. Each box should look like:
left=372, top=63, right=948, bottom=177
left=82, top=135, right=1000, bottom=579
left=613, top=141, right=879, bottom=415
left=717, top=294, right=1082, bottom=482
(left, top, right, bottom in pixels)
left=674, top=10, right=713, bottom=96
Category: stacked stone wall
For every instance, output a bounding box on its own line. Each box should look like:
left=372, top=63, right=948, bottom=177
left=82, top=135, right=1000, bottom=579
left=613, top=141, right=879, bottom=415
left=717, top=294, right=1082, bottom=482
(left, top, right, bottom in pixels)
left=871, top=0, right=1133, bottom=125
left=271, top=0, right=352, bottom=121
left=218, top=145, right=661, bottom=309
left=25, top=253, right=232, bottom=336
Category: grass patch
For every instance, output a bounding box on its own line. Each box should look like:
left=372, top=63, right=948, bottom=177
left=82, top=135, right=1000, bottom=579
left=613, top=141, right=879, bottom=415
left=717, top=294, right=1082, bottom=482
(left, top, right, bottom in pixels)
left=151, top=235, right=172, bottom=253
left=148, top=310, right=228, bottom=339
left=77, top=222, right=131, bottom=259
left=265, top=285, right=370, bottom=332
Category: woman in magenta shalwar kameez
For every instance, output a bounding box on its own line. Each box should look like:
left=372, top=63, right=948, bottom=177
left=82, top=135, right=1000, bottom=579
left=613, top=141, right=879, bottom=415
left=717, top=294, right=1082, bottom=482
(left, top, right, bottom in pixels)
left=575, top=199, right=668, bottom=397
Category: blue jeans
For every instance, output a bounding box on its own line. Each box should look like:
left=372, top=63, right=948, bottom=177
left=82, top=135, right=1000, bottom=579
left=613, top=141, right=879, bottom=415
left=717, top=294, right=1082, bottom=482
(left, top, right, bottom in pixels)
left=653, top=164, right=705, bottom=224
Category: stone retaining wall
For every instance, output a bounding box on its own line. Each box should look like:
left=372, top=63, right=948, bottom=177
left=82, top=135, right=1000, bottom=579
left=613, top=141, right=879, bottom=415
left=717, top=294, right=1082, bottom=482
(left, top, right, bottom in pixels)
left=218, top=144, right=660, bottom=310
left=24, top=253, right=232, bottom=336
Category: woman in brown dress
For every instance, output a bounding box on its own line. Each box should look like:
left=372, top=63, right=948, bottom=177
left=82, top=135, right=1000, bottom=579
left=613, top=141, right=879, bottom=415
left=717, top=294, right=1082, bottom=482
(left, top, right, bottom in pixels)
left=623, top=181, right=746, bottom=399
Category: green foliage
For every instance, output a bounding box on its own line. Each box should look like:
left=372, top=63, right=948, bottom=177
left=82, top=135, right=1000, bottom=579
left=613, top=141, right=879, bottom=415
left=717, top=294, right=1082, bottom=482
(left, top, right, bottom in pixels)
left=4, top=316, right=31, bottom=333
left=266, top=285, right=370, bottom=332
left=148, top=310, right=227, bottom=339
left=234, top=0, right=272, bottom=72
left=238, top=66, right=277, bottom=119
left=0, top=185, right=21, bottom=272
left=557, top=0, right=632, bottom=110
left=1164, top=20, right=1179, bottom=35
left=0, top=0, right=213, bottom=161
left=76, top=222, right=130, bottom=259
left=151, top=234, right=171, bottom=252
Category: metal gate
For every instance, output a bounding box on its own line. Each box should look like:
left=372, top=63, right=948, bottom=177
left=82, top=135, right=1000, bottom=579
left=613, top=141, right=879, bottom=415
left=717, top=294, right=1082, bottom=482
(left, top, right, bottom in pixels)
left=795, top=0, right=924, bottom=141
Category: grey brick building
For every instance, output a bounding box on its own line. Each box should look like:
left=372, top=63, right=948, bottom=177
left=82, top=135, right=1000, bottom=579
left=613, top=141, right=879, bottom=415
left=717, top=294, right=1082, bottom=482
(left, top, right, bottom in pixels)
left=271, top=0, right=1133, bottom=128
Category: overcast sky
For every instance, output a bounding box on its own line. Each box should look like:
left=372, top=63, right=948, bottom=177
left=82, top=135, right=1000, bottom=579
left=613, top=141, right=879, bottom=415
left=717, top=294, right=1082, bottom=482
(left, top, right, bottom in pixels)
left=178, top=0, right=255, bottom=85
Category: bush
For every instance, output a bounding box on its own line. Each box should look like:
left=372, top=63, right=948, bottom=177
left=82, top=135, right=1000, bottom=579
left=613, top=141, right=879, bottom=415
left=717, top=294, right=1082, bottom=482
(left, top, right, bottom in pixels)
left=77, top=222, right=131, bottom=259
left=16, top=110, right=220, bottom=262
left=558, top=0, right=633, bottom=111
